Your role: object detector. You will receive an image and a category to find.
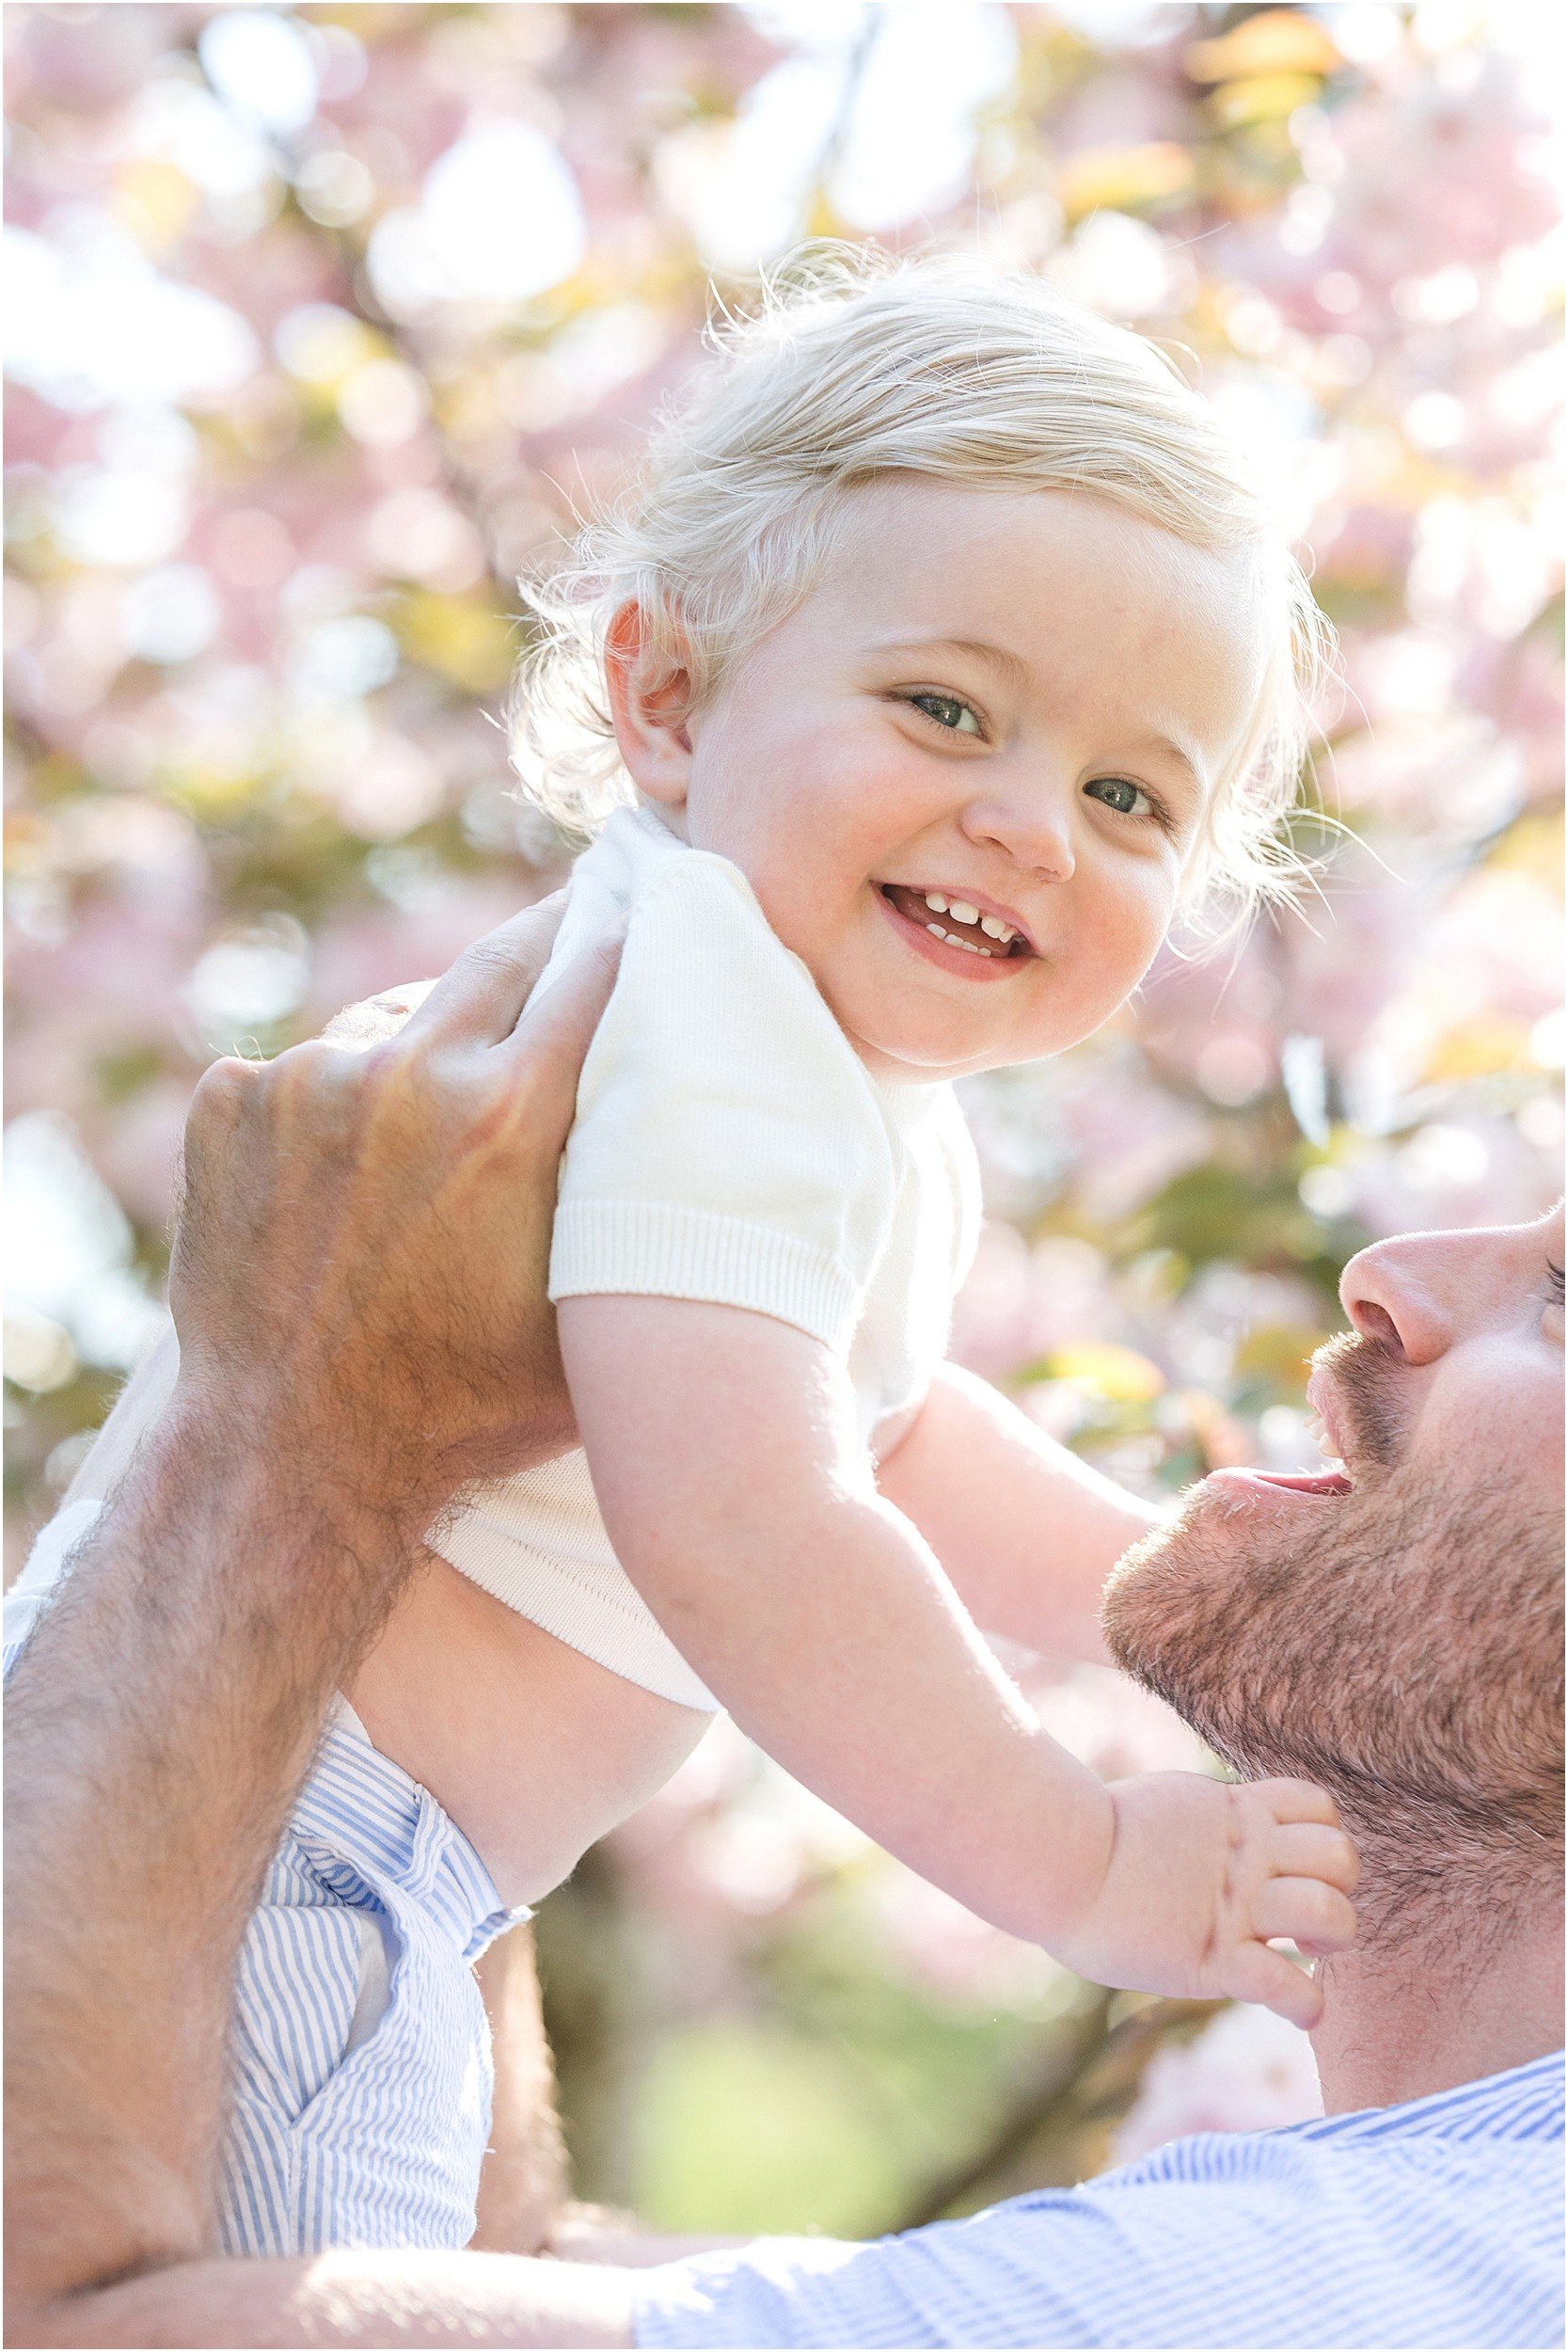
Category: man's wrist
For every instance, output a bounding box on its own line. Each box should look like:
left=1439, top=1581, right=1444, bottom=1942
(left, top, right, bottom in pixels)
left=162, top=1369, right=450, bottom=1559
left=105, top=1379, right=445, bottom=1691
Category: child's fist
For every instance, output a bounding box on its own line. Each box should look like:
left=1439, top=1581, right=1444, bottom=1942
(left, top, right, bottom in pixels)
left=1053, top=1772, right=1358, bottom=2028
left=1193, top=1775, right=1360, bottom=2027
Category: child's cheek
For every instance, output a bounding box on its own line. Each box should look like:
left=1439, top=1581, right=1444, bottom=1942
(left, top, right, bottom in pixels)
left=1085, top=861, right=1179, bottom=1010
left=692, top=723, right=861, bottom=930
left=756, top=740, right=896, bottom=933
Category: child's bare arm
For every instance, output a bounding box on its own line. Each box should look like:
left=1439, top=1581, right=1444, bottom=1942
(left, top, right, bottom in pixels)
left=876, top=1362, right=1168, bottom=1668
left=560, top=1295, right=1114, bottom=1947
left=560, top=1295, right=1356, bottom=2018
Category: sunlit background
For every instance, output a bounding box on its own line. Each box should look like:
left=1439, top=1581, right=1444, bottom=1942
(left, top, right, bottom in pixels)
left=6, top=0, right=1562, bottom=2233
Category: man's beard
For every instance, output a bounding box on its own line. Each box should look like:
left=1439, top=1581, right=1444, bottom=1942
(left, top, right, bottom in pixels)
left=1102, top=1341, right=1563, bottom=1952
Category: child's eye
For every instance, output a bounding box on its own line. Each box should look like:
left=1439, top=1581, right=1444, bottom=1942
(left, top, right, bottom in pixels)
left=1085, top=775, right=1156, bottom=819
left=907, top=692, right=984, bottom=738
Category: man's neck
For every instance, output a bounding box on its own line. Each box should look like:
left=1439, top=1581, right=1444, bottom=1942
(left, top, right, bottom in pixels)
left=1310, top=1899, right=1563, bottom=2114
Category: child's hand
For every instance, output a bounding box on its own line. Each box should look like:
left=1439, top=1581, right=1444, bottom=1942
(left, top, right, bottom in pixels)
left=1053, top=1772, right=1359, bottom=2028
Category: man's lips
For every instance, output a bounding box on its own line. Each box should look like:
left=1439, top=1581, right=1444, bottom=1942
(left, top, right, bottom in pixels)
left=1205, top=1467, right=1354, bottom=1502
left=1201, top=1359, right=1380, bottom=1504
left=1305, top=1369, right=1358, bottom=1474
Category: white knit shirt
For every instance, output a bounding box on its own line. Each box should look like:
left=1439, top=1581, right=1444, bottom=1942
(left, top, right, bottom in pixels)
left=430, top=806, right=982, bottom=1710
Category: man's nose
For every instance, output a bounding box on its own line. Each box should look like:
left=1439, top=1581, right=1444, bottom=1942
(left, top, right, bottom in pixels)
left=1338, top=1236, right=1449, bottom=1364
left=958, top=775, right=1076, bottom=882
left=1339, top=1222, right=1526, bottom=1365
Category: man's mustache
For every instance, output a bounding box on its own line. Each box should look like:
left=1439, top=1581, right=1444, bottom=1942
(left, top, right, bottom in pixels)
left=1310, top=1327, right=1404, bottom=1473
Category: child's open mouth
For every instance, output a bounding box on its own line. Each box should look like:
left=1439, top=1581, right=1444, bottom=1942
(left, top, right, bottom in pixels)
left=878, top=882, right=1036, bottom=971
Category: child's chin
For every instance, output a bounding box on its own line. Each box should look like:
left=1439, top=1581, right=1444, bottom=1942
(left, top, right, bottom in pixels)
left=826, top=974, right=1036, bottom=1079
left=851, top=1018, right=1004, bottom=1081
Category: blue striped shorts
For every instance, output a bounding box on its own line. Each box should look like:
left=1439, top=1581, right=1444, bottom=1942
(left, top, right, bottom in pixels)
left=216, top=1718, right=524, bottom=2256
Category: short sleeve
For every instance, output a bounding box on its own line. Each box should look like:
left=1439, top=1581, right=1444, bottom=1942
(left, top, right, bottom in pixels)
left=548, top=856, right=898, bottom=1357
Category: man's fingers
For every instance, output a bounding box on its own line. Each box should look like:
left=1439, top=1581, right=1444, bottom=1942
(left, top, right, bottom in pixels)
left=399, top=891, right=569, bottom=1048
left=502, top=920, right=626, bottom=1096
left=1268, top=1822, right=1359, bottom=1895
left=182, top=1053, right=261, bottom=1168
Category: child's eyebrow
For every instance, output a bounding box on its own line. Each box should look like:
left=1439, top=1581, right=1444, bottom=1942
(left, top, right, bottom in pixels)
left=869, top=634, right=1033, bottom=692
left=1129, top=730, right=1208, bottom=801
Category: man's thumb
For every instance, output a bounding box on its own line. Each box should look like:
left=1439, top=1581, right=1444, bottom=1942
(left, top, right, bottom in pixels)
left=509, top=919, right=626, bottom=1080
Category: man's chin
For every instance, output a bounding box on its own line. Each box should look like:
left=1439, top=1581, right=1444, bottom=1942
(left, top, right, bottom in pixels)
left=1105, top=1468, right=1271, bottom=1598
left=1099, top=1465, right=1362, bottom=1732
left=1101, top=1488, right=1219, bottom=1687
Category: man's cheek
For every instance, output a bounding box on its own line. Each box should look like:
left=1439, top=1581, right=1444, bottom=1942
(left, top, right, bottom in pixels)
left=1415, top=1375, right=1550, bottom=1493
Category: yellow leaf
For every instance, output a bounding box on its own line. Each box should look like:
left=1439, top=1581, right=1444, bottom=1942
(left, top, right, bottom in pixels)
left=1057, top=142, right=1196, bottom=223
left=1186, top=9, right=1341, bottom=84
left=163, top=759, right=269, bottom=816
left=390, top=592, right=516, bottom=695
left=1424, top=1019, right=1533, bottom=1084
left=1233, top=1324, right=1324, bottom=1391
left=1486, top=808, right=1565, bottom=893
left=1208, top=72, right=1325, bottom=128
left=1047, top=1343, right=1165, bottom=1404
left=805, top=188, right=844, bottom=240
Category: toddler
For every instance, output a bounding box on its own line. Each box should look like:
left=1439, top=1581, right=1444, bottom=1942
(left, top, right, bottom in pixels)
left=14, top=254, right=1354, bottom=2256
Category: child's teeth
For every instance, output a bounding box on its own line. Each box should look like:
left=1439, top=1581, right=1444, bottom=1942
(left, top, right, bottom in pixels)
left=948, top=899, right=979, bottom=926
left=979, top=914, right=1013, bottom=942
left=924, top=892, right=948, bottom=914
left=927, top=922, right=993, bottom=957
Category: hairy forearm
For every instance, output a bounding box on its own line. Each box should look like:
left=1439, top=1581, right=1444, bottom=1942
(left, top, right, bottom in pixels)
left=879, top=1363, right=1167, bottom=1665
left=60, top=1321, right=181, bottom=1509
left=5, top=1389, right=440, bottom=2313
left=17, top=2249, right=636, bottom=2349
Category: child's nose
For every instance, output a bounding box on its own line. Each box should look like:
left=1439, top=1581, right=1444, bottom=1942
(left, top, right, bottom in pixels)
left=958, top=784, right=1075, bottom=882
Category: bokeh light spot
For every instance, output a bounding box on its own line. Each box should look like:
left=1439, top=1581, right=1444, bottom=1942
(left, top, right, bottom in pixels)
left=368, top=124, right=587, bottom=312
left=198, top=10, right=320, bottom=138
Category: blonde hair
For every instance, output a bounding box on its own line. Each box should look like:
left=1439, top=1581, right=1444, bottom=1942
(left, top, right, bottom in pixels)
left=511, top=246, right=1332, bottom=927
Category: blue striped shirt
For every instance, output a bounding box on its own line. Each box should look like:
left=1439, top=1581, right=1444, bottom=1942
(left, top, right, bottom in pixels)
left=633, top=2048, right=1564, bottom=2350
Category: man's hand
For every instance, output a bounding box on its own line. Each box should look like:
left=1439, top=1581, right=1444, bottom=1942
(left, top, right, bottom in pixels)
left=170, top=895, right=621, bottom=1516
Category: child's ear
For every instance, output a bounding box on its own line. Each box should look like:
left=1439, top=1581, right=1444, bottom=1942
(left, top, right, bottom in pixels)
left=604, top=599, right=693, bottom=811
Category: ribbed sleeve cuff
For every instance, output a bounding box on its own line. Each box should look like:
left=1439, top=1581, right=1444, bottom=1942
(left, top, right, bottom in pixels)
left=549, top=1201, right=862, bottom=1355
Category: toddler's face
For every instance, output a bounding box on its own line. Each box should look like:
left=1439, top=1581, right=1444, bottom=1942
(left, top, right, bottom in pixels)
left=650, top=479, right=1268, bottom=1081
